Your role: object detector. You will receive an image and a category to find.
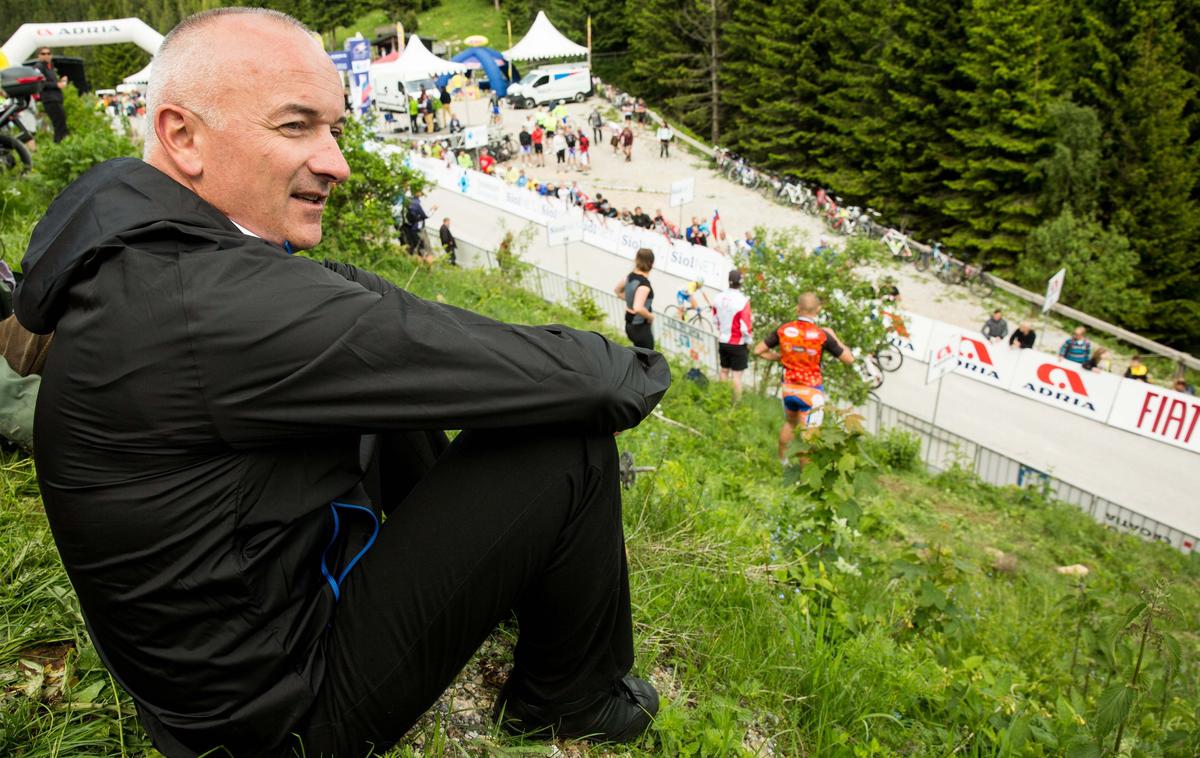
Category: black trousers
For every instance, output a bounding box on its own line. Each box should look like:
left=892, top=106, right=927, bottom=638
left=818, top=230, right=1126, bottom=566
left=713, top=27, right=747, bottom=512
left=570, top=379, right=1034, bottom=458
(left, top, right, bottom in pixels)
left=625, top=322, right=654, bottom=350
left=593, top=126, right=603, bottom=143
left=288, top=428, right=634, bottom=756
left=42, top=96, right=69, bottom=142
left=660, top=140, right=669, bottom=158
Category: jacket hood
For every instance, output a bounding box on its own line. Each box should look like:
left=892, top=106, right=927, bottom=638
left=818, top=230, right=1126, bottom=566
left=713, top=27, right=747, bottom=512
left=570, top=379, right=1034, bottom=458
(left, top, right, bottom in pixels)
left=15, top=158, right=243, bottom=334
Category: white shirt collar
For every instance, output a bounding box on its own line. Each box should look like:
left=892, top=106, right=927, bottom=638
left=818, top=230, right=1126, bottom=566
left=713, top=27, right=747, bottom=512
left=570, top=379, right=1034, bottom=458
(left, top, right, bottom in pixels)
left=229, top=219, right=259, bottom=238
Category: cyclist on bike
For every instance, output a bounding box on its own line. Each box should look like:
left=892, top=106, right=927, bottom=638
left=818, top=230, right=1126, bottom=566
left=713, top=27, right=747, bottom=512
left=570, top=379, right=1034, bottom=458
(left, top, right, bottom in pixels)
left=675, top=277, right=710, bottom=313
left=754, top=292, right=854, bottom=465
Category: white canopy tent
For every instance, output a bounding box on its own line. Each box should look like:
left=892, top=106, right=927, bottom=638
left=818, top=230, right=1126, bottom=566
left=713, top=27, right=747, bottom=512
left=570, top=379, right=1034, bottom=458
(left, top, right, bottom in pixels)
left=370, top=34, right=468, bottom=78
left=123, top=62, right=152, bottom=86
left=503, top=11, right=588, bottom=62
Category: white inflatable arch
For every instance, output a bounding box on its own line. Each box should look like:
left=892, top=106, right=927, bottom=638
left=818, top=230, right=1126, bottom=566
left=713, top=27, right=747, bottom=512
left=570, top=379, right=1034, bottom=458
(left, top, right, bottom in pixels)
left=0, top=18, right=163, bottom=84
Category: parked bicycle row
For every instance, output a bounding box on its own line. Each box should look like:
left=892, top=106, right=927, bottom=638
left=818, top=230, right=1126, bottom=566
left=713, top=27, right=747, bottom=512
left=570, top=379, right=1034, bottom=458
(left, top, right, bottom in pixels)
left=711, top=146, right=995, bottom=299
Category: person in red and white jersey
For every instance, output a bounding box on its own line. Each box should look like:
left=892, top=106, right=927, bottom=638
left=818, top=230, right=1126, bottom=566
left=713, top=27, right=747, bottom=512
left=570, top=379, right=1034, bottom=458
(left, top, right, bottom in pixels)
left=711, top=268, right=753, bottom=400
left=754, top=292, right=854, bottom=465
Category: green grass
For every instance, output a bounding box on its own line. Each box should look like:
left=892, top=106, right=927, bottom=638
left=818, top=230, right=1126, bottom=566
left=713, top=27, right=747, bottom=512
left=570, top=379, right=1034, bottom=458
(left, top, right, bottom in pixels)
left=2, top=253, right=1198, bottom=757
left=332, top=9, right=391, bottom=50
left=332, top=0, right=510, bottom=55
left=417, top=0, right=509, bottom=52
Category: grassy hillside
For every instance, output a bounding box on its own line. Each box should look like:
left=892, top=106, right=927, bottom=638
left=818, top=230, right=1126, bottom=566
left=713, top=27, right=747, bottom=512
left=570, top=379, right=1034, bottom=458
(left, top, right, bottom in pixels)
left=333, top=0, right=509, bottom=53
left=2, top=255, right=1197, bottom=757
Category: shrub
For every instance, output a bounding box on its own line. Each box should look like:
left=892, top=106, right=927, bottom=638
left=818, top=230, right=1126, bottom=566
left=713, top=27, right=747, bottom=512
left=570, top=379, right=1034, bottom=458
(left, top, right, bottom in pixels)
left=865, top=428, right=923, bottom=472
left=319, top=117, right=426, bottom=264
left=568, top=284, right=605, bottom=322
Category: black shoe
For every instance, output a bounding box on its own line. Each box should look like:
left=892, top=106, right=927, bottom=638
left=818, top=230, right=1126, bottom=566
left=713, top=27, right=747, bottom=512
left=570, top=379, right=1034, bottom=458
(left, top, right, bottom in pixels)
left=493, top=675, right=659, bottom=743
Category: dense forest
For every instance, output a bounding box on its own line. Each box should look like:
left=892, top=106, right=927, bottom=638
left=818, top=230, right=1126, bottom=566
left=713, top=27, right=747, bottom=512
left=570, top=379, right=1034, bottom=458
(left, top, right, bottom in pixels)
left=4, top=0, right=1198, bottom=350
left=505, top=0, right=1200, bottom=351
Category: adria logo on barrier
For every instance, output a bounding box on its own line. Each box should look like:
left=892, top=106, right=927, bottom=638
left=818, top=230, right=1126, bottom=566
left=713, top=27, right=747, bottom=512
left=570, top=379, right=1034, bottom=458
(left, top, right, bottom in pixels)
left=36, top=24, right=122, bottom=36
left=956, top=336, right=1000, bottom=380
left=1024, top=363, right=1095, bottom=411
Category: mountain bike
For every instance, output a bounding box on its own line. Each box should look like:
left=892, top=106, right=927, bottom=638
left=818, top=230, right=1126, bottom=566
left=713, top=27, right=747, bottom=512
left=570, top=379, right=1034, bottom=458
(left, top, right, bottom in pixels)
left=1, top=74, right=41, bottom=172
left=857, top=351, right=885, bottom=389
left=913, top=241, right=944, bottom=272
left=662, top=302, right=715, bottom=333
left=960, top=261, right=995, bottom=298
left=882, top=228, right=914, bottom=262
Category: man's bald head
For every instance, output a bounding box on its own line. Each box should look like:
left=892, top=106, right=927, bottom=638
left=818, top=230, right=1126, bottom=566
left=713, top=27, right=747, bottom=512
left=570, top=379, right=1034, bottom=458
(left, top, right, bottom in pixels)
left=144, top=8, right=314, bottom=158
left=797, top=292, right=822, bottom=316
left=142, top=7, right=348, bottom=249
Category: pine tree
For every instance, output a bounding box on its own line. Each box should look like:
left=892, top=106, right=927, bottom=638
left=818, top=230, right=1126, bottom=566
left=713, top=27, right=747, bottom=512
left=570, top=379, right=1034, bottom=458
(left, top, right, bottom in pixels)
left=873, top=0, right=970, bottom=235
left=940, top=0, right=1062, bottom=268
left=1110, top=0, right=1200, bottom=348
left=806, top=0, right=889, bottom=202
left=625, top=0, right=731, bottom=143
left=720, top=0, right=827, bottom=174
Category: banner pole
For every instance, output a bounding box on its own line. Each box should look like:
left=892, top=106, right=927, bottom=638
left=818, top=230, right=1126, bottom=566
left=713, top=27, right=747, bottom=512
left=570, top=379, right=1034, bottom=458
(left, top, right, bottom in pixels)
left=932, top=373, right=945, bottom=428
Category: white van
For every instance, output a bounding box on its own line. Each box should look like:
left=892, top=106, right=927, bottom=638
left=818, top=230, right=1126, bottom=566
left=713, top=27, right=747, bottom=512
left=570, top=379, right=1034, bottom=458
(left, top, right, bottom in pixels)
left=373, top=69, right=440, bottom=115
left=505, top=64, right=591, bottom=108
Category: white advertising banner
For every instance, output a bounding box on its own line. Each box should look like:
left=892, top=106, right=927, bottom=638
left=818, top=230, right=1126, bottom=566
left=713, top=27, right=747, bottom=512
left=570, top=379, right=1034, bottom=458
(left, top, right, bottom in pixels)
left=547, top=212, right=584, bottom=246
left=669, top=177, right=695, bottom=208
left=1106, top=382, right=1200, bottom=454
left=1043, top=268, right=1066, bottom=314
left=462, top=125, right=489, bottom=149
left=410, top=155, right=732, bottom=288
left=883, top=309, right=935, bottom=360
left=1006, top=352, right=1122, bottom=422
left=924, top=323, right=1021, bottom=390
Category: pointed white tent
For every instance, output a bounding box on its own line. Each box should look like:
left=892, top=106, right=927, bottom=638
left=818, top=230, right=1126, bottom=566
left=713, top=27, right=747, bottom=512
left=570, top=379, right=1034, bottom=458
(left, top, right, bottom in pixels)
left=371, top=34, right=468, bottom=79
left=123, top=61, right=152, bottom=85
left=503, top=11, right=588, bottom=62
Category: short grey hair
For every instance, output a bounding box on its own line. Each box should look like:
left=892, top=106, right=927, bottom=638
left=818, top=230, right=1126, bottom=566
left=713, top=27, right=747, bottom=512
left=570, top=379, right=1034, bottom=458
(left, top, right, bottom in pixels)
left=143, top=7, right=312, bottom=157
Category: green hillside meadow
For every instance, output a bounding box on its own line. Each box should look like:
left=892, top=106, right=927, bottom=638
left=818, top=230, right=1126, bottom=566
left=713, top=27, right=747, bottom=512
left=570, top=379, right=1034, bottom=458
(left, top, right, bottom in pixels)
left=0, top=85, right=1196, bottom=757
left=1, top=252, right=1197, bottom=757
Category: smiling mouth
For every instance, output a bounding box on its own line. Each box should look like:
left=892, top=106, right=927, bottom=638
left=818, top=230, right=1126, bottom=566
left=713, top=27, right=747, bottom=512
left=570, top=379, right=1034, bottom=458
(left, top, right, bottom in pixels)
left=291, top=192, right=327, bottom=207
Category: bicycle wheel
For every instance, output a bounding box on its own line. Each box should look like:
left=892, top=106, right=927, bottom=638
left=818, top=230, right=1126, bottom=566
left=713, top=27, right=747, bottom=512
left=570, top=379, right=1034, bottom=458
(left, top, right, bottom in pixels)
left=662, top=304, right=686, bottom=321
left=0, top=135, right=32, bottom=173
left=968, top=272, right=995, bottom=298
left=913, top=252, right=929, bottom=272
left=936, top=264, right=961, bottom=285
left=875, top=344, right=903, bottom=372
left=687, top=311, right=716, bottom=334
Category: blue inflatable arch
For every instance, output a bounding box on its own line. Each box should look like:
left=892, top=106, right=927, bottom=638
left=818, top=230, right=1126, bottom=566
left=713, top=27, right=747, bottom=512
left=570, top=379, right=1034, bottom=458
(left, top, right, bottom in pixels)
left=436, top=46, right=519, bottom=97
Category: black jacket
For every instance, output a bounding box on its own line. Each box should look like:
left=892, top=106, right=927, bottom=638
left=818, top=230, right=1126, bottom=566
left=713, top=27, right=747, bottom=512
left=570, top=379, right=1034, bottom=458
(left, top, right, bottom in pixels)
left=15, top=158, right=670, bottom=756
left=32, top=60, right=63, bottom=101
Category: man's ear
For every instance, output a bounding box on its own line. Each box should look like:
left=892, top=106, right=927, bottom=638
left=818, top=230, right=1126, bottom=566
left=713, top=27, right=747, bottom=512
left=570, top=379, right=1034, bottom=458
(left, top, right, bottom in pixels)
left=154, top=104, right=204, bottom=179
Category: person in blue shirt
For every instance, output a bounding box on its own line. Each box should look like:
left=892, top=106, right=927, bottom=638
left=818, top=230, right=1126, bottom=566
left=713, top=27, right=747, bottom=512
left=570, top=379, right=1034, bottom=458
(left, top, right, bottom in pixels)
left=1058, top=326, right=1092, bottom=365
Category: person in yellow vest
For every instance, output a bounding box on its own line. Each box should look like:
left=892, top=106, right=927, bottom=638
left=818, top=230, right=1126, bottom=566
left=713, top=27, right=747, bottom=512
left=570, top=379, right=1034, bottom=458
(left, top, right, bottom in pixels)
left=1124, top=355, right=1150, bottom=383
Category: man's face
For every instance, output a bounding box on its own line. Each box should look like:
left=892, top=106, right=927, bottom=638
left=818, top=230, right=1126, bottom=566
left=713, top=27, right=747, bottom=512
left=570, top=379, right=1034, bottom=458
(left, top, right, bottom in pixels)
left=37, top=49, right=52, bottom=63
left=192, top=20, right=349, bottom=249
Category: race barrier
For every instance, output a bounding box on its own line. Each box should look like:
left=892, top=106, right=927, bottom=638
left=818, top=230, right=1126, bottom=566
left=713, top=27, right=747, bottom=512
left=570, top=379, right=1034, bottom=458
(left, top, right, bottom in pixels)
left=862, top=397, right=1198, bottom=554
left=438, top=234, right=1192, bottom=552
left=884, top=310, right=1200, bottom=456
left=407, top=155, right=734, bottom=290
left=445, top=234, right=719, bottom=374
